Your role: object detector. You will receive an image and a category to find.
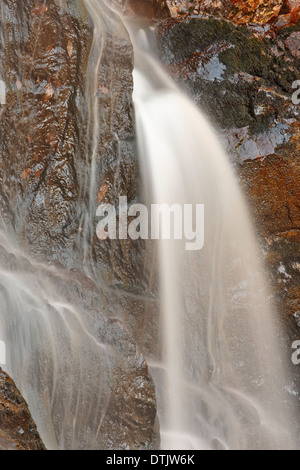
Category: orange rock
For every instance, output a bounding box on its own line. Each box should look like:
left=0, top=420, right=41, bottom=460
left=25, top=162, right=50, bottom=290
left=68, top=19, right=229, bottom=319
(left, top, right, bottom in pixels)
left=229, top=0, right=283, bottom=24
left=240, top=155, right=300, bottom=238
left=284, top=32, right=300, bottom=58
left=22, top=168, right=31, bottom=180
left=46, top=133, right=59, bottom=152
left=32, top=4, right=48, bottom=15
left=275, top=230, right=300, bottom=243
left=67, top=40, right=73, bottom=58
left=52, top=73, right=61, bottom=88
left=140, top=0, right=300, bottom=28
left=290, top=121, right=300, bottom=150
left=0, top=368, right=45, bottom=450
left=97, top=183, right=109, bottom=203
left=44, top=83, right=54, bottom=101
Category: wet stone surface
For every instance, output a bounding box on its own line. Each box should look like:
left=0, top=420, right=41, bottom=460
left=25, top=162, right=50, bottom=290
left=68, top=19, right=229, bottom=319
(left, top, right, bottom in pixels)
left=154, top=14, right=300, bottom=344
left=0, top=368, right=46, bottom=450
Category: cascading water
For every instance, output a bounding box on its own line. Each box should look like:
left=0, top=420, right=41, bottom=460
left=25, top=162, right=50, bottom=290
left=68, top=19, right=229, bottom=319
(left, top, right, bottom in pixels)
left=0, top=0, right=298, bottom=451
left=128, top=24, right=299, bottom=450
left=0, top=1, right=149, bottom=451
left=79, top=0, right=113, bottom=271
left=0, top=228, right=114, bottom=449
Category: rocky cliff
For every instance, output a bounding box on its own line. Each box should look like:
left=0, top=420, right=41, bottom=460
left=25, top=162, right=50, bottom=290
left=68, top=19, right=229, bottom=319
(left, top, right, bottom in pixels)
left=152, top=3, right=300, bottom=340
left=0, top=0, right=146, bottom=288
left=0, top=0, right=158, bottom=450
left=0, top=0, right=299, bottom=451
left=0, top=368, right=45, bottom=450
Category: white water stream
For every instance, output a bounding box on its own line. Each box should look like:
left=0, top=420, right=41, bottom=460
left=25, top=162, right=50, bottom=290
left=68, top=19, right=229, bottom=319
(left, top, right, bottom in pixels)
left=129, top=23, right=297, bottom=450
left=0, top=0, right=297, bottom=451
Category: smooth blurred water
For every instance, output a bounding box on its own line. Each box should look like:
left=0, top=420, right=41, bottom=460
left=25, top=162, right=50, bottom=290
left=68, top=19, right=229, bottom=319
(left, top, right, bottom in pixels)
left=0, top=0, right=298, bottom=451
left=128, top=23, right=298, bottom=450
left=0, top=230, right=113, bottom=449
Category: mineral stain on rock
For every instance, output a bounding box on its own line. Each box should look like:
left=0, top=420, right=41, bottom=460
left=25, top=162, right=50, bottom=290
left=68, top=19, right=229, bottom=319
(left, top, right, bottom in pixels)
left=0, top=0, right=91, bottom=266
left=155, top=0, right=300, bottom=28
left=0, top=368, right=45, bottom=450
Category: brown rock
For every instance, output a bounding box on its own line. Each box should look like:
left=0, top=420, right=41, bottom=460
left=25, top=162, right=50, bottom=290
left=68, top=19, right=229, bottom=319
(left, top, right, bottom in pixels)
left=228, top=0, right=284, bottom=25
left=0, top=368, right=45, bottom=450
left=149, top=0, right=300, bottom=28
left=285, top=32, right=300, bottom=58
left=0, top=244, right=159, bottom=450
left=155, top=14, right=300, bottom=342
left=239, top=155, right=300, bottom=239
left=0, top=0, right=159, bottom=450
left=0, top=0, right=91, bottom=267
left=0, top=0, right=150, bottom=290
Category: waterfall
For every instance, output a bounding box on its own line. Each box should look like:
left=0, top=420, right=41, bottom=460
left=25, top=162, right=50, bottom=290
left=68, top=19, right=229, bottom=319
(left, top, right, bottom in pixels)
left=79, top=0, right=112, bottom=270
left=0, top=0, right=298, bottom=451
left=0, top=0, right=120, bottom=450
left=0, top=2, right=151, bottom=451
left=0, top=228, right=117, bottom=450
left=128, top=23, right=298, bottom=450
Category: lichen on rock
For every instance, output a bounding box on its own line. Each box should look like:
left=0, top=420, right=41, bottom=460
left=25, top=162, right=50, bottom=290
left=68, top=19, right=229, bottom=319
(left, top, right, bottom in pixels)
left=154, top=9, right=300, bottom=345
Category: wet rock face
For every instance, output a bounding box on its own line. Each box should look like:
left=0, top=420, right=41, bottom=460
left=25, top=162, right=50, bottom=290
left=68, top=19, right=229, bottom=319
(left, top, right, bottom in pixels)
left=0, top=368, right=45, bottom=450
left=0, top=243, right=159, bottom=450
left=89, top=18, right=152, bottom=291
left=155, top=15, right=300, bottom=335
left=161, top=0, right=300, bottom=27
left=0, top=0, right=91, bottom=267
left=0, top=0, right=159, bottom=450
left=157, top=17, right=300, bottom=161
left=0, top=0, right=147, bottom=290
